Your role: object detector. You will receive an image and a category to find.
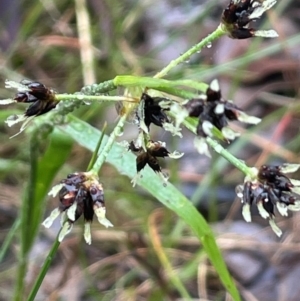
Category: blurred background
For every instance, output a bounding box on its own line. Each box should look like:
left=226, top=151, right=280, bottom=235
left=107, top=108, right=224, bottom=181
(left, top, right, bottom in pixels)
left=1, top=0, right=300, bottom=300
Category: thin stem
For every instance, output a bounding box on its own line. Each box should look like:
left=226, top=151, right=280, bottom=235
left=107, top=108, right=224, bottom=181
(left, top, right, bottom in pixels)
left=182, top=117, right=257, bottom=178
left=56, top=94, right=136, bottom=103
left=90, top=111, right=133, bottom=174
left=80, top=79, right=116, bottom=95
left=206, top=137, right=257, bottom=178
left=27, top=238, right=60, bottom=301
left=0, top=217, right=21, bottom=262
left=75, top=0, right=95, bottom=85
left=154, top=25, right=226, bottom=79
left=87, top=122, right=107, bottom=171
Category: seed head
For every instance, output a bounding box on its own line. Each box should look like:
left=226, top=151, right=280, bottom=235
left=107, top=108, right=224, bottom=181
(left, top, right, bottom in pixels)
left=236, top=164, right=300, bottom=237
left=42, top=172, right=113, bottom=244
left=0, top=80, right=59, bottom=137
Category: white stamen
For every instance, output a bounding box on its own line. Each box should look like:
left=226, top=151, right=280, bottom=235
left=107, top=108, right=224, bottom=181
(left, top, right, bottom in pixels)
left=276, top=202, right=288, bottom=217
left=210, top=79, right=220, bottom=92
left=242, top=203, right=252, bottom=222
left=5, top=80, right=30, bottom=92
left=194, top=137, right=211, bottom=158
left=0, top=99, right=16, bottom=105
left=58, top=221, right=73, bottom=242
left=290, top=179, right=300, bottom=186
left=237, top=111, right=261, bottom=124
left=162, top=122, right=182, bottom=137
left=131, top=173, right=140, bottom=187
left=254, top=30, right=279, bottom=38
left=257, top=201, right=270, bottom=219
left=5, top=114, right=27, bottom=127
left=170, top=103, right=189, bottom=128
left=168, top=151, right=184, bottom=159
left=288, top=201, right=300, bottom=211
left=235, top=185, right=244, bottom=199
left=222, top=127, right=240, bottom=140
left=159, top=100, right=171, bottom=109
left=280, top=164, right=300, bottom=174
left=84, top=222, right=92, bottom=245
left=6, top=115, right=35, bottom=139
left=249, top=0, right=276, bottom=19
left=48, top=183, right=64, bottom=197
left=42, top=208, right=61, bottom=228
left=249, top=7, right=266, bottom=19
left=262, top=0, right=277, bottom=11
left=202, top=120, right=213, bottom=137
left=67, top=202, right=77, bottom=221
left=93, top=205, right=113, bottom=228
left=214, top=103, right=224, bottom=114
left=157, top=141, right=166, bottom=148
left=269, top=218, right=282, bottom=237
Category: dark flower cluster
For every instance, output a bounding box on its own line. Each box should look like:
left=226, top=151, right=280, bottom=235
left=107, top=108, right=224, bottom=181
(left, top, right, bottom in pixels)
left=130, top=140, right=170, bottom=173
left=184, top=79, right=260, bottom=141
left=137, top=93, right=170, bottom=133
left=43, top=172, right=113, bottom=244
left=236, top=164, right=300, bottom=236
left=1, top=80, right=59, bottom=136
left=13, top=80, right=58, bottom=117
left=129, top=140, right=183, bottom=186
left=221, top=0, right=278, bottom=39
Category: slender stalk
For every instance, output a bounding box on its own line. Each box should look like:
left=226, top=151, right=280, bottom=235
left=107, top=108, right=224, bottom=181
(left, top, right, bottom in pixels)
left=182, top=117, right=256, bottom=178
left=154, top=25, right=226, bottom=79
left=206, top=137, right=257, bottom=178
left=27, top=238, right=60, bottom=301
left=75, top=0, right=95, bottom=85
left=56, top=94, right=136, bottom=103
left=0, top=217, right=21, bottom=262
left=80, top=79, right=116, bottom=95
left=87, top=122, right=107, bottom=172
left=90, top=111, right=133, bottom=174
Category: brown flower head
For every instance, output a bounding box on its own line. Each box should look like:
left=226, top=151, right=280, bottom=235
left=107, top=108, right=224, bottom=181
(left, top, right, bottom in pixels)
left=236, top=164, right=300, bottom=236
left=129, top=140, right=183, bottom=186
left=137, top=93, right=170, bottom=133
left=0, top=80, right=59, bottom=136
left=42, top=172, right=113, bottom=244
left=184, top=79, right=260, bottom=156
left=221, top=0, right=278, bottom=39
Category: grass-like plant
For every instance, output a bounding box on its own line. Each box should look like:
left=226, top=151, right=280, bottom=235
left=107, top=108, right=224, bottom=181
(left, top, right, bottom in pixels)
left=1, top=0, right=300, bottom=300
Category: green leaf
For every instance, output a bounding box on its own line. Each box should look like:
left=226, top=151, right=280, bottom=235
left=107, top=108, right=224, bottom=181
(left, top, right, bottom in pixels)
left=60, top=115, right=241, bottom=301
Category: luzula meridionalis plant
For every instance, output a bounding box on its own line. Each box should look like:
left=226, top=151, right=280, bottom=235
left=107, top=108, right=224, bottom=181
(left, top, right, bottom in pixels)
left=1, top=1, right=297, bottom=300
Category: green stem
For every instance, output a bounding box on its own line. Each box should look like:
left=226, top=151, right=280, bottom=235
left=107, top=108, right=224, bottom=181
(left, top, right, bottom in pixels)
left=27, top=238, right=60, bottom=301
left=206, top=137, right=257, bottom=178
left=114, top=76, right=207, bottom=93
left=0, top=217, right=21, bottom=262
left=154, top=25, right=226, bottom=79
left=80, top=79, right=116, bottom=95
left=182, top=117, right=257, bottom=178
left=56, top=94, right=135, bottom=103
left=87, top=122, right=107, bottom=172
left=90, top=111, right=133, bottom=174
